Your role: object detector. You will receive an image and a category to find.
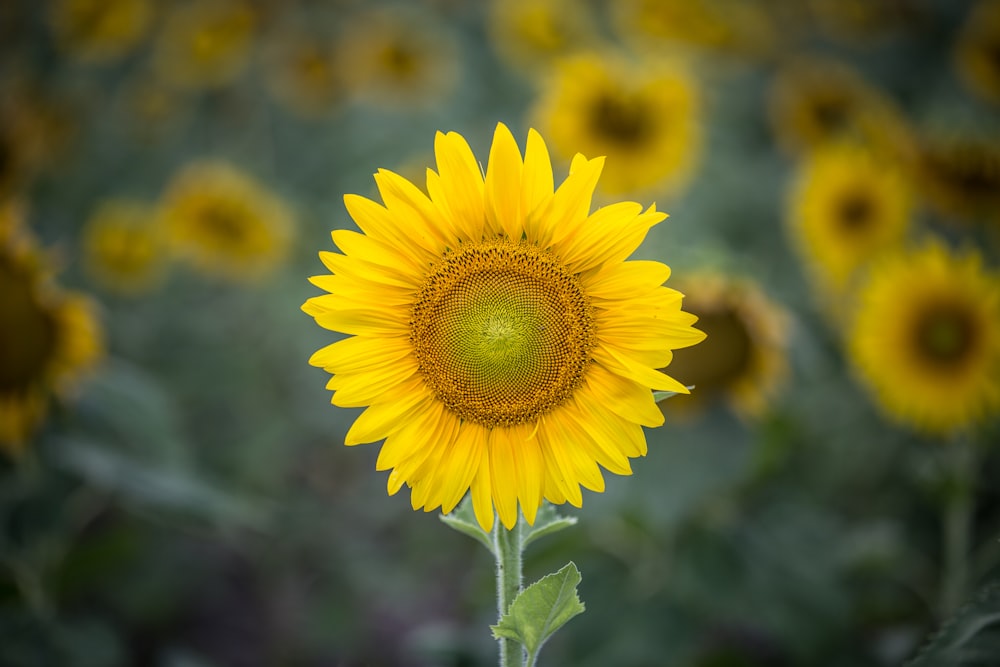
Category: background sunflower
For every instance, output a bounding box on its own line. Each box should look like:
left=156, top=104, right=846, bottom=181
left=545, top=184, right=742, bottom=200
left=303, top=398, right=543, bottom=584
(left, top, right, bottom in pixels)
left=1, top=1, right=999, bottom=666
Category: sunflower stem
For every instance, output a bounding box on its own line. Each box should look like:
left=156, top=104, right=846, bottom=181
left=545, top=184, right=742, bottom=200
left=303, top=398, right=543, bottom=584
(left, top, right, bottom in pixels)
left=940, top=436, right=976, bottom=616
left=493, top=515, right=525, bottom=667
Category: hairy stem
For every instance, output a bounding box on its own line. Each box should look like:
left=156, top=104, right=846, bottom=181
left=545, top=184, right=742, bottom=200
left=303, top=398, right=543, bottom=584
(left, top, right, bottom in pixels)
left=493, top=516, right=524, bottom=667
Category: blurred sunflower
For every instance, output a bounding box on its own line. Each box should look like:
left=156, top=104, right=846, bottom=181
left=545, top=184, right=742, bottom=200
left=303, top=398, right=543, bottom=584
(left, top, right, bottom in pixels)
left=336, top=8, right=458, bottom=109
left=910, top=132, right=1000, bottom=225
left=610, top=0, right=777, bottom=59
left=303, top=123, right=705, bottom=530
left=488, top=0, right=600, bottom=77
left=788, top=143, right=913, bottom=304
left=955, top=0, right=1000, bottom=106
left=161, top=161, right=294, bottom=282
left=83, top=199, right=167, bottom=295
left=0, top=85, right=77, bottom=198
left=768, top=56, right=911, bottom=157
left=807, top=0, right=915, bottom=45
left=153, top=0, right=255, bottom=91
left=261, top=28, right=341, bottom=119
left=0, top=204, right=103, bottom=455
left=49, top=0, right=153, bottom=64
left=660, top=273, right=790, bottom=420
left=848, top=242, right=1000, bottom=434
left=533, top=52, right=702, bottom=197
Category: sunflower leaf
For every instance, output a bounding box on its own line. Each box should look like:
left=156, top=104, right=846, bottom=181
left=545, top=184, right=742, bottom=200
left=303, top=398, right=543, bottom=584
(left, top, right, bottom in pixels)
left=440, top=496, right=494, bottom=555
left=491, top=562, right=585, bottom=662
left=522, top=502, right=577, bottom=551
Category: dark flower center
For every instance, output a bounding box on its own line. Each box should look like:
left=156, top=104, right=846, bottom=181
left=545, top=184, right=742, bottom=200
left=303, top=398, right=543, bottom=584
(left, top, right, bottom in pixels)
left=666, top=307, right=751, bottom=392
left=913, top=303, right=977, bottom=367
left=0, top=262, right=57, bottom=393
left=590, top=93, right=651, bottom=145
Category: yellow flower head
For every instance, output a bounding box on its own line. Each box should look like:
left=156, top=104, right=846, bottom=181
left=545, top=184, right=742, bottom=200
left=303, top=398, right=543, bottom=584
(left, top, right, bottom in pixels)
left=488, top=0, right=600, bottom=76
left=660, top=273, right=790, bottom=420
left=788, top=142, right=913, bottom=303
left=154, top=0, right=255, bottom=91
left=336, top=8, right=459, bottom=109
left=955, top=0, right=1000, bottom=106
left=768, top=56, right=911, bottom=157
left=0, top=203, right=103, bottom=455
left=83, top=199, right=167, bottom=295
left=848, top=242, right=1000, bottom=435
left=910, top=132, right=1000, bottom=225
left=303, top=123, right=705, bottom=530
left=50, top=0, right=153, bottom=64
left=533, top=52, right=702, bottom=197
left=161, top=161, right=294, bottom=282
left=261, top=28, right=341, bottom=119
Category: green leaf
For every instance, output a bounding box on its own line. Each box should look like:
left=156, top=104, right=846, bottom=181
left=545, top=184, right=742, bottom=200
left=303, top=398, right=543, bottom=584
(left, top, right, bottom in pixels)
left=522, top=503, right=577, bottom=551
left=653, top=385, right=694, bottom=403
left=491, top=562, right=585, bottom=663
left=439, top=495, right=494, bottom=555
left=907, top=578, right=1000, bottom=666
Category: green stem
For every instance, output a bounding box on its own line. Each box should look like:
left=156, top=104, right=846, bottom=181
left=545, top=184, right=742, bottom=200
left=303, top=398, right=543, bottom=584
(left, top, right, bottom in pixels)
left=493, top=516, right=524, bottom=667
left=940, top=438, right=975, bottom=616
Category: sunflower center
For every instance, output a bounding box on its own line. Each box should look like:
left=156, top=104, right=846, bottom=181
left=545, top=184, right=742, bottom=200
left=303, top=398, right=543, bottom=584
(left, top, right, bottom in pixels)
left=589, top=92, right=651, bottom=145
left=0, top=262, right=57, bottom=393
left=914, top=304, right=977, bottom=367
left=811, top=95, right=850, bottom=133
left=410, top=238, right=594, bottom=428
left=837, top=191, right=875, bottom=231
left=200, top=203, right=247, bottom=244
left=664, top=307, right=752, bottom=392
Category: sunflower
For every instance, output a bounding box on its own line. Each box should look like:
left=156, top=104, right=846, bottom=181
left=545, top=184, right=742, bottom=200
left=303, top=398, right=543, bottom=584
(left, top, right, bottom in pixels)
left=303, top=123, right=705, bottom=530
left=161, top=161, right=294, bottom=282
left=788, top=142, right=913, bottom=305
left=848, top=242, right=1000, bottom=434
left=336, top=8, right=458, bottom=109
left=49, top=0, right=153, bottom=64
left=533, top=52, right=702, bottom=198
left=83, top=199, right=167, bottom=294
left=955, top=0, right=1000, bottom=106
left=153, top=0, right=255, bottom=91
left=768, top=56, right=911, bottom=158
left=660, top=273, right=790, bottom=419
left=487, top=0, right=600, bottom=77
left=261, top=28, right=341, bottom=119
left=910, top=132, right=1000, bottom=225
left=0, top=204, right=103, bottom=455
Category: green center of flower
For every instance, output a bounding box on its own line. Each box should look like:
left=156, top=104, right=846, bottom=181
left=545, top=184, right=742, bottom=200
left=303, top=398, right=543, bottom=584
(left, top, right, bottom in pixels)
left=410, top=238, right=594, bottom=428
left=0, top=262, right=57, bottom=393
left=914, top=304, right=977, bottom=367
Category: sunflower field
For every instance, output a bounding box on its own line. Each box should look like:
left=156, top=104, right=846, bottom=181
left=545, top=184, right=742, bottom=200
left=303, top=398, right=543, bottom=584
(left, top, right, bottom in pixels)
left=2, top=1, right=1000, bottom=666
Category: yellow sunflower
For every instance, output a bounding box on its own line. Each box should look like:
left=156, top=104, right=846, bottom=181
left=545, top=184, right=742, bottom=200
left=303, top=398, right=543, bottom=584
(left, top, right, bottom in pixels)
left=768, top=56, right=911, bottom=158
left=336, top=8, right=458, bottom=109
left=49, top=0, right=153, bottom=64
left=660, top=273, right=790, bottom=420
left=261, top=28, right=341, bottom=119
left=0, top=204, right=103, bottom=455
left=161, top=161, right=294, bottom=282
left=910, top=132, right=1000, bottom=225
left=955, top=0, right=1000, bottom=106
left=83, top=199, right=167, bottom=294
left=487, top=0, right=600, bottom=77
left=303, top=123, right=705, bottom=530
left=153, top=0, right=255, bottom=91
left=533, top=52, right=702, bottom=198
left=848, top=241, right=1000, bottom=434
left=788, top=142, right=913, bottom=305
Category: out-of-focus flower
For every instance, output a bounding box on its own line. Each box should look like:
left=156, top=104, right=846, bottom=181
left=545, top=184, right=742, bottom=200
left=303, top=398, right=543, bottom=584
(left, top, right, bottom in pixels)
left=611, top=0, right=778, bottom=59
left=955, top=0, right=1000, bottom=106
left=153, top=0, right=255, bottom=91
left=302, top=123, right=704, bottom=531
left=0, top=84, right=77, bottom=198
left=768, top=56, right=911, bottom=157
left=0, top=203, right=103, bottom=455
left=83, top=199, right=167, bottom=294
left=533, top=52, right=701, bottom=197
left=788, top=143, right=913, bottom=308
left=336, top=8, right=459, bottom=109
left=807, top=0, right=917, bottom=45
left=660, top=273, right=790, bottom=420
left=261, top=28, right=341, bottom=119
left=49, top=0, right=153, bottom=64
left=161, top=161, right=294, bottom=282
left=910, top=131, right=1000, bottom=225
left=488, top=0, right=600, bottom=77
left=848, top=241, right=1000, bottom=435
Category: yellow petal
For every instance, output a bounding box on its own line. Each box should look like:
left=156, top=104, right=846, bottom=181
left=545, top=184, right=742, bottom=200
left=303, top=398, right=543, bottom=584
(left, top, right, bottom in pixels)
left=585, top=260, right=671, bottom=300
left=345, top=378, right=430, bottom=445
left=431, top=130, right=486, bottom=242
left=584, top=363, right=665, bottom=427
left=470, top=447, right=495, bottom=531
left=537, top=416, right=584, bottom=507
left=374, top=169, right=451, bottom=253
left=309, top=334, right=412, bottom=373
left=484, top=123, right=524, bottom=241
left=521, top=128, right=554, bottom=221
left=594, top=345, right=690, bottom=394
left=489, top=428, right=520, bottom=530
left=343, top=193, right=440, bottom=266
